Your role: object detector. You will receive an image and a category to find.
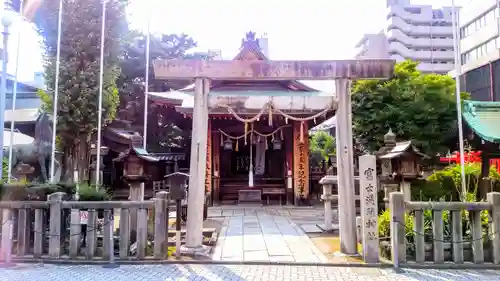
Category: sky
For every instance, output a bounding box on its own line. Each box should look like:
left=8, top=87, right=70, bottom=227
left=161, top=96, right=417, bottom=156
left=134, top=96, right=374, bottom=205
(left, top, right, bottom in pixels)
left=4, top=0, right=470, bottom=90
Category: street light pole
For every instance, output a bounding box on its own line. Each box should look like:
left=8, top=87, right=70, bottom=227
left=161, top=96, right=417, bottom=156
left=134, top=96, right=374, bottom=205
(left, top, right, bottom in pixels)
left=143, top=14, right=151, bottom=150
left=451, top=0, right=467, bottom=201
left=95, top=0, right=108, bottom=187
left=7, top=0, right=23, bottom=182
left=0, top=5, right=15, bottom=181
left=49, top=0, right=64, bottom=183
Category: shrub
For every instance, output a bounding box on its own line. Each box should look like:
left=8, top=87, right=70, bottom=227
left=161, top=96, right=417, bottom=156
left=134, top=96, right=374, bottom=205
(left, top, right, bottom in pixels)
left=77, top=183, right=111, bottom=201
left=421, top=163, right=500, bottom=201
left=0, top=182, right=76, bottom=201
left=378, top=209, right=414, bottom=241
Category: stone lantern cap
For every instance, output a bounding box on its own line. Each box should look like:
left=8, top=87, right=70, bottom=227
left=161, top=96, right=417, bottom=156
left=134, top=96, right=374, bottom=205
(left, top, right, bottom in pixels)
left=384, top=128, right=396, bottom=144
left=379, top=140, right=430, bottom=160
left=319, top=175, right=360, bottom=185
left=113, top=143, right=159, bottom=163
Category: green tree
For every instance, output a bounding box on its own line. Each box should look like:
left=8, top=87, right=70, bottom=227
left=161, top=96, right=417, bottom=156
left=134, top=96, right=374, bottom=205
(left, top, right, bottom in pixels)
left=309, top=131, right=335, bottom=167
left=118, top=33, right=199, bottom=151
left=351, top=60, right=469, bottom=155
left=37, top=0, right=128, bottom=179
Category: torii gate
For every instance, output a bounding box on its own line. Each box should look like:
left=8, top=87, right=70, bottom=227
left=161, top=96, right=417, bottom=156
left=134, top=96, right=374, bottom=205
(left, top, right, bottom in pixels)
left=153, top=59, right=395, bottom=255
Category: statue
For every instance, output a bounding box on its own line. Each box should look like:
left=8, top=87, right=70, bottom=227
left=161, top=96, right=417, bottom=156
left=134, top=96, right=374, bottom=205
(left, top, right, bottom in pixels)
left=4, top=112, right=61, bottom=183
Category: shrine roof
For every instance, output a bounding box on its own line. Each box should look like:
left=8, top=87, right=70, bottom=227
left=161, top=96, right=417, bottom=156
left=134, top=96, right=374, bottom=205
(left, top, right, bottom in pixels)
left=463, top=100, right=500, bottom=144
left=113, top=146, right=159, bottom=162
left=152, top=31, right=331, bottom=98
left=173, top=92, right=334, bottom=114
left=379, top=141, right=430, bottom=159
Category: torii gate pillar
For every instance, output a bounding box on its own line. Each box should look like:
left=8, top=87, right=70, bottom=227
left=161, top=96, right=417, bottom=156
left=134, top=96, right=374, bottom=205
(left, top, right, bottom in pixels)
left=335, top=79, right=357, bottom=254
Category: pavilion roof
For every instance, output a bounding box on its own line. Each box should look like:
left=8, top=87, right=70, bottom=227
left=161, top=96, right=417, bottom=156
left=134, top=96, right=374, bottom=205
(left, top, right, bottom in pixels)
left=463, top=100, right=500, bottom=144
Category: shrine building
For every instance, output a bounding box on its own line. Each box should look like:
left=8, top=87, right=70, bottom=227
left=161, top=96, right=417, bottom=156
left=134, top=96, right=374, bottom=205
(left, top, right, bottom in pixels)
left=150, top=32, right=336, bottom=205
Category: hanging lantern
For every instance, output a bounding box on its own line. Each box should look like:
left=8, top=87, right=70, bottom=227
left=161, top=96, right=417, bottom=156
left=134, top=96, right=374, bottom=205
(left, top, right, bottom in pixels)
left=272, top=138, right=282, bottom=150
left=223, top=139, right=233, bottom=150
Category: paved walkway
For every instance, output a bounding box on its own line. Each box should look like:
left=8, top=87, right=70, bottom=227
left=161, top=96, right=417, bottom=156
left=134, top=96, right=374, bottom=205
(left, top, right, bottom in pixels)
left=3, top=264, right=500, bottom=281
left=208, top=206, right=332, bottom=263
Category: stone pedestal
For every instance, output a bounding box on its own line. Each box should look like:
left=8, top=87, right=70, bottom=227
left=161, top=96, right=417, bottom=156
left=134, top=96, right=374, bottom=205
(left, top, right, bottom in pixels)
left=401, top=181, right=411, bottom=202
left=319, top=180, right=334, bottom=231
left=124, top=175, right=148, bottom=235
left=14, top=163, right=35, bottom=183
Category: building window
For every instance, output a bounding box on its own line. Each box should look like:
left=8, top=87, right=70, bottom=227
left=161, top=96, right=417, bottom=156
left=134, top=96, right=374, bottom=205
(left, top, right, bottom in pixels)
left=461, top=37, right=499, bottom=65
left=404, top=7, right=422, bottom=14
left=460, top=8, right=497, bottom=39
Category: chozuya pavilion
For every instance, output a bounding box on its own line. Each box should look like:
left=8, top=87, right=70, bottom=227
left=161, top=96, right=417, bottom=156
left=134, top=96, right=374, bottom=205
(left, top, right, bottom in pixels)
left=150, top=32, right=336, bottom=206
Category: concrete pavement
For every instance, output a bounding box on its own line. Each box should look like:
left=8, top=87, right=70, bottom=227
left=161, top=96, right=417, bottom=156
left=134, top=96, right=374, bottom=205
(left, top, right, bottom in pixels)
left=2, top=264, right=500, bottom=281
left=209, top=206, right=328, bottom=262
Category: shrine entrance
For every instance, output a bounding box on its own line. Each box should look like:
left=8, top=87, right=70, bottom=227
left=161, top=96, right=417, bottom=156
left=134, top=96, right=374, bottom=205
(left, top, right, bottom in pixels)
left=215, top=119, right=288, bottom=204
left=152, top=32, right=395, bottom=254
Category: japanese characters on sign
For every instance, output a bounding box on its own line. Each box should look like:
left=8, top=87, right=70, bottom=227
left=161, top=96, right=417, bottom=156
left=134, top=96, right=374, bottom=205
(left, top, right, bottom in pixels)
left=293, top=122, right=309, bottom=199
left=205, top=122, right=212, bottom=194
left=359, top=154, right=379, bottom=263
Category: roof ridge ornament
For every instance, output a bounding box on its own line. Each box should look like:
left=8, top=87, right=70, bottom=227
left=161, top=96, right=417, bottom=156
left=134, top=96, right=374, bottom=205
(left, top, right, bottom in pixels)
left=466, top=102, right=477, bottom=117
left=241, top=31, right=260, bottom=50
left=384, top=128, right=396, bottom=145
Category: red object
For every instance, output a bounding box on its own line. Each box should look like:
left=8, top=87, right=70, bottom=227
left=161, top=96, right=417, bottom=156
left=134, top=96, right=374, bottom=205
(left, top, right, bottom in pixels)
left=440, top=151, right=500, bottom=173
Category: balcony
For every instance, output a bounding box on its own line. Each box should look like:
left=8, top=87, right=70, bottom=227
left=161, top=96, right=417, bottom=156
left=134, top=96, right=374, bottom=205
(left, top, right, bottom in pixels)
left=388, top=42, right=454, bottom=61
left=387, top=29, right=453, bottom=48
left=387, top=17, right=453, bottom=36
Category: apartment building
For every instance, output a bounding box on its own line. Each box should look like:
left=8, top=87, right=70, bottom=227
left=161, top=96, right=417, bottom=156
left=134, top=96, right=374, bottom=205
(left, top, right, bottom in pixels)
left=355, top=0, right=456, bottom=74
left=449, top=0, right=500, bottom=101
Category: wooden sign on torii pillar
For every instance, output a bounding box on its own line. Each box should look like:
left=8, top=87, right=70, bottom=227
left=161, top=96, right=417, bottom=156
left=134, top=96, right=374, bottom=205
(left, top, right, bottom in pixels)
left=153, top=59, right=395, bottom=256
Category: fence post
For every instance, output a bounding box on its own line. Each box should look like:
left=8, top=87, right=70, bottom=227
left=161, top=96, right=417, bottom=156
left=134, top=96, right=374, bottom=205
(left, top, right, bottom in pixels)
left=0, top=208, right=13, bottom=266
left=389, top=192, right=406, bottom=267
left=69, top=209, right=81, bottom=259
left=48, top=192, right=66, bottom=258
left=488, top=192, right=500, bottom=264
left=154, top=191, right=169, bottom=258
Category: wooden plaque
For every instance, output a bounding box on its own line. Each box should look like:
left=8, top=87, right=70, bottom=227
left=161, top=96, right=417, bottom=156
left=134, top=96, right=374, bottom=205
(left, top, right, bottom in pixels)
left=205, top=120, right=212, bottom=194
left=293, top=122, right=310, bottom=202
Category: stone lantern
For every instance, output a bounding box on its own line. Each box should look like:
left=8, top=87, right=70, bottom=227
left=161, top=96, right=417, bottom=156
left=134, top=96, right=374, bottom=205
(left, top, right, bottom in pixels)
left=113, top=141, right=159, bottom=201
left=113, top=139, right=158, bottom=232
left=377, top=129, right=429, bottom=205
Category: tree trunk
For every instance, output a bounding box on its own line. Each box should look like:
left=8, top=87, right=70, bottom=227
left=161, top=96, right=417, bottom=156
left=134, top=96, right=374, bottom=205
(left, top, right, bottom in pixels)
left=74, top=135, right=90, bottom=184
left=62, top=147, right=73, bottom=182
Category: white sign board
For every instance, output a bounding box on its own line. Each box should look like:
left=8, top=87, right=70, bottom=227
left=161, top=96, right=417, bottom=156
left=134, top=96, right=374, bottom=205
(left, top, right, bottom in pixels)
left=359, top=154, right=379, bottom=263
left=80, top=211, right=88, bottom=225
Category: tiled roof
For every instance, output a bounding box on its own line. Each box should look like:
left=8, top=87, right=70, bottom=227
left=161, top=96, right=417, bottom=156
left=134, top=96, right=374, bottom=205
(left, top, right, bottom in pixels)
left=463, top=100, right=500, bottom=143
